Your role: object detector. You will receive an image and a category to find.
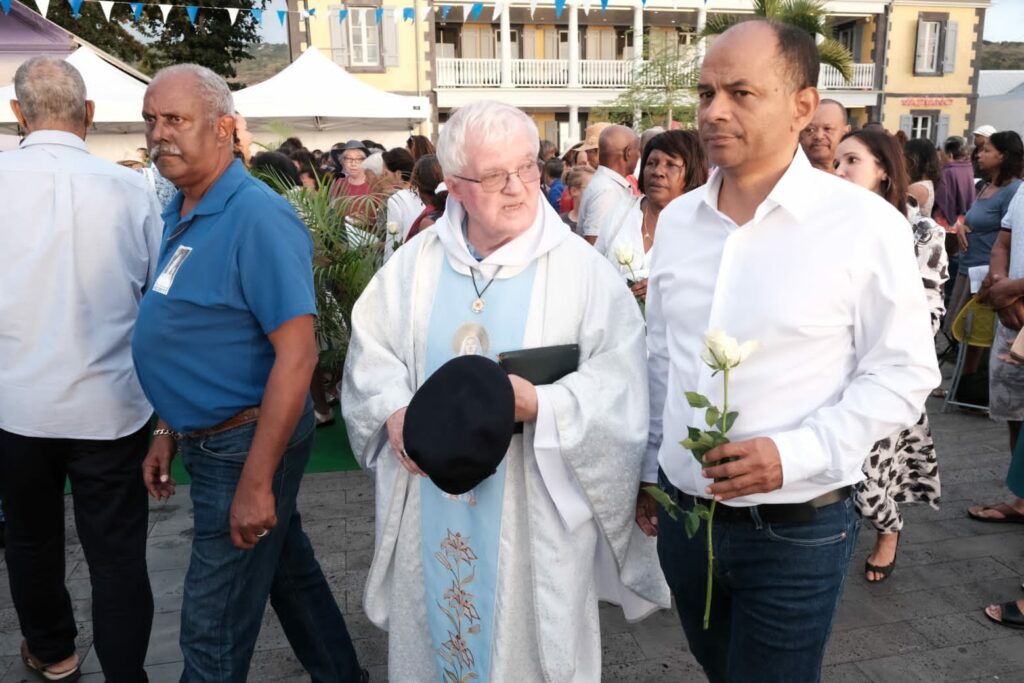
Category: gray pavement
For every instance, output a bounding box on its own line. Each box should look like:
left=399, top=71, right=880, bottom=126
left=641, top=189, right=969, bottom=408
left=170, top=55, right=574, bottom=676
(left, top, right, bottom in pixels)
left=2, top=395, right=1024, bottom=682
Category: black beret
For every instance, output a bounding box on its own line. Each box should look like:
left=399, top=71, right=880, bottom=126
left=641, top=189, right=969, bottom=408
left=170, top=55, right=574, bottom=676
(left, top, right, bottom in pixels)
left=403, top=355, right=515, bottom=495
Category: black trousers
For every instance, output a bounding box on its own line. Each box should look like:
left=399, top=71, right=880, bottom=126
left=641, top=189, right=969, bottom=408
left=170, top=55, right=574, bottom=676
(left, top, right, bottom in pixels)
left=0, top=425, right=153, bottom=683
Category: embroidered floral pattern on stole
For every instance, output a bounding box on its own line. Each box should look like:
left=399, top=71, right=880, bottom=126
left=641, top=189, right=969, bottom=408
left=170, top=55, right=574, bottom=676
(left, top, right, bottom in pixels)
left=435, top=529, right=481, bottom=682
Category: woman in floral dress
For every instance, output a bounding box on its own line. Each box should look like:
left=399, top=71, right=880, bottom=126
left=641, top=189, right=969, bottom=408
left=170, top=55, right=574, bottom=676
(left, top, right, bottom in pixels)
left=834, top=129, right=947, bottom=582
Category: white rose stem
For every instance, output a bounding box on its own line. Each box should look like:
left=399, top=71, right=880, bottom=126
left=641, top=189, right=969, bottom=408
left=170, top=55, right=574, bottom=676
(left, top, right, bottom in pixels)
left=703, top=366, right=727, bottom=631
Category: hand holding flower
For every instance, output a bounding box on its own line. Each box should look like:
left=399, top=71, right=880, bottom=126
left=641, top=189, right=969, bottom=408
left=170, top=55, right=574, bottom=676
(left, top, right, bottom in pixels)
left=701, top=437, right=783, bottom=501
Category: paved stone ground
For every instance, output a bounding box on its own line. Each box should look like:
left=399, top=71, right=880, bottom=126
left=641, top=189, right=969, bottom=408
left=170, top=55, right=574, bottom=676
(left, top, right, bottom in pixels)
left=1, top=394, right=1024, bottom=682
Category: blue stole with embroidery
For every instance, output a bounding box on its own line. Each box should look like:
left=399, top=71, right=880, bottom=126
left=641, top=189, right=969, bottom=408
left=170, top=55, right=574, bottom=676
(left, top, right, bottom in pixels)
left=420, top=256, right=537, bottom=682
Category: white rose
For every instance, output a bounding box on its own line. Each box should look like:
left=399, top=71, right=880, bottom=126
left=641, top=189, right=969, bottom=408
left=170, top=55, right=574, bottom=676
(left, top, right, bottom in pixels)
left=386, top=221, right=400, bottom=236
left=615, top=244, right=635, bottom=267
left=702, top=329, right=758, bottom=370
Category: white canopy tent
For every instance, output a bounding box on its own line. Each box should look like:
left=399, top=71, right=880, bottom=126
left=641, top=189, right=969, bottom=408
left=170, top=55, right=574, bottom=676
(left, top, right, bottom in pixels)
left=0, top=45, right=149, bottom=160
left=0, top=44, right=149, bottom=125
left=232, top=47, right=430, bottom=150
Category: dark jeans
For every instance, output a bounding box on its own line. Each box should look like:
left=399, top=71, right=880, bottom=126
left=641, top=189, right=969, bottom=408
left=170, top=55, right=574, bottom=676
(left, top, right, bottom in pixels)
left=656, top=470, right=858, bottom=683
left=0, top=426, right=153, bottom=682
left=177, top=408, right=361, bottom=683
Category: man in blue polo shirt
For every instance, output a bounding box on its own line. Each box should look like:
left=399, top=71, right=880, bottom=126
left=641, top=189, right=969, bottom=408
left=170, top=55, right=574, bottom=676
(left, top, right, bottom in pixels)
left=132, top=64, right=365, bottom=683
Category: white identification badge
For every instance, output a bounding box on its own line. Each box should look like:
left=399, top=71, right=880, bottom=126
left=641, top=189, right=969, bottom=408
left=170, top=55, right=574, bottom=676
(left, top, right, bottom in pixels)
left=153, top=245, right=192, bottom=295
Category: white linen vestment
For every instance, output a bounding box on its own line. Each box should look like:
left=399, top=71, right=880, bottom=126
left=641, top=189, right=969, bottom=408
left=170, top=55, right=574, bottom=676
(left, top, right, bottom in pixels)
left=342, top=196, right=669, bottom=682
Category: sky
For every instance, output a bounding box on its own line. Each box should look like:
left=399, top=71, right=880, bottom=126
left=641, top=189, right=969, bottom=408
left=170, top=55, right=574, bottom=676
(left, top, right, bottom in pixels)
left=257, top=0, right=1024, bottom=46
left=258, top=0, right=289, bottom=44
left=985, top=0, right=1024, bottom=42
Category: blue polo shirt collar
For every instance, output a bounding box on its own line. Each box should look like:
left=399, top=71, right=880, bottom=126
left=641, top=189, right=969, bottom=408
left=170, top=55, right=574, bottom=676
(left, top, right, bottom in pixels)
left=161, top=159, right=249, bottom=227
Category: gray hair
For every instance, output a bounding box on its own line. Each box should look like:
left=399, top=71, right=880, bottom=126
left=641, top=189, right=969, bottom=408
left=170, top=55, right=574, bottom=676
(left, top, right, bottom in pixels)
left=437, top=101, right=539, bottom=177
left=150, top=63, right=234, bottom=123
left=363, top=151, right=384, bottom=175
left=13, top=56, right=88, bottom=127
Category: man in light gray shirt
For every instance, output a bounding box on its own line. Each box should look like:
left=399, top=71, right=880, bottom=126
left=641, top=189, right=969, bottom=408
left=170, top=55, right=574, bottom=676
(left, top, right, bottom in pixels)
left=0, top=56, right=162, bottom=682
left=576, top=124, right=640, bottom=245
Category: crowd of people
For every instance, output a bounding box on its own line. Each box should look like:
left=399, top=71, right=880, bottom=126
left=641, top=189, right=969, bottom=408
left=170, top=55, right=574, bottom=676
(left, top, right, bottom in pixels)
left=1, top=15, right=1024, bottom=683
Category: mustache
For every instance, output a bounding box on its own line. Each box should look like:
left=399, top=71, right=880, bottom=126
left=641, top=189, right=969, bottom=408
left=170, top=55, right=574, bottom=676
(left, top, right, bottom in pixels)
left=150, top=145, right=182, bottom=160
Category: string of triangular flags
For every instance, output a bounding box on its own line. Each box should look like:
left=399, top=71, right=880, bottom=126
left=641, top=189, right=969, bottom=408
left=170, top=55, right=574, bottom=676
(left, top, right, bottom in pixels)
left=0, top=0, right=693, bottom=25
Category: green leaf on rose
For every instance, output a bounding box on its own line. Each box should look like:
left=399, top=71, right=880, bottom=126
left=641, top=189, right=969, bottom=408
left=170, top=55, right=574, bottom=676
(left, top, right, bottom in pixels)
left=685, top=392, right=711, bottom=408
left=705, top=406, right=721, bottom=428
left=687, top=426, right=703, bottom=442
left=683, top=509, right=701, bottom=538
left=724, top=411, right=739, bottom=432
left=644, top=485, right=681, bottom=520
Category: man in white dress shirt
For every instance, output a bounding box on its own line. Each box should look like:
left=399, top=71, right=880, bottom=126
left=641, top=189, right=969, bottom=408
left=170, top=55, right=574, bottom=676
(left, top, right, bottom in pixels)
left=0, top=57, right=162, bottom=681
left=636, top=21, right=940, bottom=682
left=576, top=124, right=639, bottom=244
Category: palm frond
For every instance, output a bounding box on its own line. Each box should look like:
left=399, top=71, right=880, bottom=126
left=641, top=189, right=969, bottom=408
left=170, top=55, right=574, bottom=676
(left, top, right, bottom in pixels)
left=701, top=13, right=742, bottom=38
left=778, top=0, right=827, bottom=35
left=817, top=37, right=854, bottom=82
left=254, top=168, right=391, bottom=373
left=754, top=0, right=784, bottom=18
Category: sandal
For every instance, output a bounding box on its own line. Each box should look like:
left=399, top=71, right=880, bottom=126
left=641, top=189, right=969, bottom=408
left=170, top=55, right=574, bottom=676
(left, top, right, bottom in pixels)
left=967, top=503, right=1024, bottom=524
left=984, top=601, right=1024, bottom=630
left=20, top=641, right=80, bottom=682
left=314, top=409, right=335, bottom=429
left=865, top=533, right=899, bottom=583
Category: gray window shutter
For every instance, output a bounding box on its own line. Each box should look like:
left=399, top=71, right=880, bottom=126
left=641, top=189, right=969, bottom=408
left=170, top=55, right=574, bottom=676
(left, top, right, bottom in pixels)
left=942, top=21, right=958, bottom=74
left=329, top=4, right=350, bottom=67
left=382, top=8, right=399, bottom=67
left=914, top=18, right=927, bottom=75
left=936, top=114, right=950, bottom=144
left=900, top=114, right=913, bottom=136
left=852, top=24, right=863, bottom=62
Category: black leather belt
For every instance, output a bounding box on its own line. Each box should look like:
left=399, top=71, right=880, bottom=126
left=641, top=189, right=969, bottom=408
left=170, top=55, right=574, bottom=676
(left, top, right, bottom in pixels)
left=685, top=486, right=852, bottom=524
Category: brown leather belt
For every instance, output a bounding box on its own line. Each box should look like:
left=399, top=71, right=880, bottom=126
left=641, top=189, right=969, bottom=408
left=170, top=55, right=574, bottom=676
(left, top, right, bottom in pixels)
left=685, top=486, right=852, bottom=525
left=178, top=407, right=261, bottom=440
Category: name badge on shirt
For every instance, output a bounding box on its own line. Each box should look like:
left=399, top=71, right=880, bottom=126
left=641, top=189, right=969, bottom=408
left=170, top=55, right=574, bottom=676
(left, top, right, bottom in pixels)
left=153, top=245, right=192, bottom=295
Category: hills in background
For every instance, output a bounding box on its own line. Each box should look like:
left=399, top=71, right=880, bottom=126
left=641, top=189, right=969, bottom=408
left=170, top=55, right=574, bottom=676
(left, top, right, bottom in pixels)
left=981, top=41, right=1024, bottom=70
left=229, top=42, right=290, bottom=87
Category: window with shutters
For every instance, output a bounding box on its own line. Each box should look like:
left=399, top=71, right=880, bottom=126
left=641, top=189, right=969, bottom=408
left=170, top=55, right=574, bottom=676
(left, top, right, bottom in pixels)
left=914, top=12, right=956, bottom=76
left=911, top=114, right=933, bottom=141
left=349, top=8, right=381, bottom=66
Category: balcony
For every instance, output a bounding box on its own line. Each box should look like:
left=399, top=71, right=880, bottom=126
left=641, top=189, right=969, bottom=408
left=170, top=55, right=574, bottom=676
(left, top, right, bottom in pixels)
left=435, top=58, right=877, bottom=91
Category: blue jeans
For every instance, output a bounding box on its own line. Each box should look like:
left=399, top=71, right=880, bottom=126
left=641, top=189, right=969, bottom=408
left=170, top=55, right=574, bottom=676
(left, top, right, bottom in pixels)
left=656, top=470, right=858, bottom=683
left=178, top=408, right=361, bottom=683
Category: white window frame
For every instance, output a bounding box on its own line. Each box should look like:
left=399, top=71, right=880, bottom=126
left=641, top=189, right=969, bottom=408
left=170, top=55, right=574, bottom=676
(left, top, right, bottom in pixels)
left=915, top=20, right=941, bottom=75
left=911, top=114, right=933, bottom=141
left=348, top=7, right=381, bottom=67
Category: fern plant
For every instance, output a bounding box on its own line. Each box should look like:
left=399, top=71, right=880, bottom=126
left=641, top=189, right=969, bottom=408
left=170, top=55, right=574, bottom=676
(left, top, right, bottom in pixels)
left=255, top=167, right=387, bottom=374
left=702, top=0, right=854, bottom=82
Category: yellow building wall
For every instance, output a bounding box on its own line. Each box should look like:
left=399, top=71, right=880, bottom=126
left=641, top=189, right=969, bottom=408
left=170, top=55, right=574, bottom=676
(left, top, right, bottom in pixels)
left=860, top=16, right=877, bottom=63
left=881, top=95, right=971, bottom=137
left=884, top=4, right=979, bottom=94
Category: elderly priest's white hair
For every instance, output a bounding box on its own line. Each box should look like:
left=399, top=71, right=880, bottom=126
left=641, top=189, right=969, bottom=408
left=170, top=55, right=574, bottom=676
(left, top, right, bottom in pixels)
left=437, top=101, right=540, bottom=177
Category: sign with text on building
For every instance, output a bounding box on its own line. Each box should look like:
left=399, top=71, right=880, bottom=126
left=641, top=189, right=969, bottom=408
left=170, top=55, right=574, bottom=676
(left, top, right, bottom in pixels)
left=900, top=97, right=955, bottom=107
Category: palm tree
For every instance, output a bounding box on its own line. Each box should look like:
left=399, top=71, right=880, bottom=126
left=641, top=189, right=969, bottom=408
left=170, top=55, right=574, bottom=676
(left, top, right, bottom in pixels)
left=701, top=0, right=854, bottom=83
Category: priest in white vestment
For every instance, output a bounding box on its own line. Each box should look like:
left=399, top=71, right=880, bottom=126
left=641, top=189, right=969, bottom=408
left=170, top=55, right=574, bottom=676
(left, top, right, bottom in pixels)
left=341, top=101, right=669, bottom=682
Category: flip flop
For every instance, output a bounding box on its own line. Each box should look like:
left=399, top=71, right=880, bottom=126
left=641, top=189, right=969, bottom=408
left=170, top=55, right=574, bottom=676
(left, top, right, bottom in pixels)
left=20, top=642, right=80, bottom=682
left=984, top=601, right=1024, bottom=630
left=967, top=503, right=1024, bottom=523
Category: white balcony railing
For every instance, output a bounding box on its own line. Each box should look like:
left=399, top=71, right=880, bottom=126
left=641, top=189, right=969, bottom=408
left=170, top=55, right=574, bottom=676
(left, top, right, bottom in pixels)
left=435, top=58, right=501, bottom=87
left=435, top=58, right=876, bottom=91
left=819, top=63, right=876, bottom=90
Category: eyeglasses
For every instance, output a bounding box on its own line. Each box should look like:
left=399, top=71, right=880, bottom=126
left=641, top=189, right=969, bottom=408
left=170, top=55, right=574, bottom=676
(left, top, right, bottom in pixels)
left=454, top=161, right=540, bottom=193
left=341, top=155, right=365, bottom=164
